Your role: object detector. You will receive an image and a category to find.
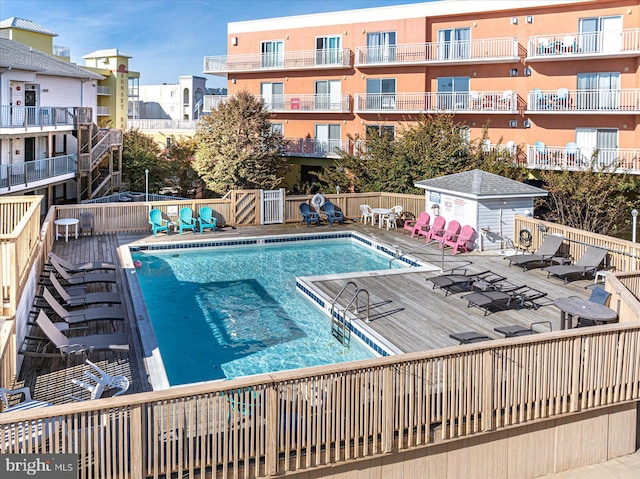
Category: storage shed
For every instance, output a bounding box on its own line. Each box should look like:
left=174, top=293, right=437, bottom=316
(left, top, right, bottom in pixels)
left=414, top=169, right=548, bottom=251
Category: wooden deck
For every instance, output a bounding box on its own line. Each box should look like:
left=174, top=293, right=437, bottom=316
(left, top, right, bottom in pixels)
left=17, top=219, right=596, bottom=403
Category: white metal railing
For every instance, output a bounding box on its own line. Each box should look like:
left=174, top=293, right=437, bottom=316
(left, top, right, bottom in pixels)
left=0, top=154, right=77, bottom=191
left=97, top=86, right=110, bottom=95
left=527, top=28, right=640, bottom=59
left=204, top=48, right=352, bottom=73
left=203, top=95, right=228, bottom=111
left=355, top=37, right=518, bottom=65
left=354, top=91, right=517, bottom=113
left=526, top=144, right=640, bottom=173
left=127, top=119, right=197, bottom=130
left=283, top=138, right=343, bottom=157
left=96, top=106, right=110, bottom=116
left=263, top=94, right=351, bottom=112
left=526, top=88, right=640, bottom=113
left=0, top=106, right=76, bottom=128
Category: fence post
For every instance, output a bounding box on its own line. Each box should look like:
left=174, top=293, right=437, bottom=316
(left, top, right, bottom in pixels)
left=265, top=384, right=278, bottom=476
left=129, top=404, right=144, bottom=479
left=570, top=336, right=582, bottom=413
left=381, top=366, right=394, bottom=453
left=482, top=350, right=494, bottom=431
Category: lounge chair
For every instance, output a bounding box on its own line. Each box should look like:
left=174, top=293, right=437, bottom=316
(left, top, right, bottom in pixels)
left=299, top=203, right=320, bottom=228
left=494, top=321, right=552, bottom=338
left=197, top=206, right=217, bottom=233
left=505, top=234, right=564, bottom=270
left=71, top=359, right=130, bottom=401
left=417, top=215, right=445, bottom=242
left=49, top=257, right=117, bottom=285
left=48, top=272, right=120, bottom=307
left=544, top=246, right=608, bottom=284
left=41, top=288, right=125, bottom=325
left=403, top=211, right=430, bottom=237
left=178, top=207, right=197, bottom=234
left=322, top=201, right=344, bottom=226
left=436, top=220, right=461, bottom=247
left=449, top=331, right=492, bottom=345
left=49, top=251, right=115, bottom=272
left=443, top=225, right=476, bottom=255
left=149, top=208, right=171, bottom=237
left=427, top=270, right=505, bottom=296
left=462, top=290, right=516, bottom=316
left=508, top=286, right=548, bottom=309
left=34, top=310, right=129, bottom=357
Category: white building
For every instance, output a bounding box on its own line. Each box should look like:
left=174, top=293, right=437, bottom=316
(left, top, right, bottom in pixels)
left=137, top=75, right=207, bottom=121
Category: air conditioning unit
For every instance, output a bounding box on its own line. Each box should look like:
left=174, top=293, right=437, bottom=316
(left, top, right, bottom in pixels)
left=523, top=119, right=532, bottom=128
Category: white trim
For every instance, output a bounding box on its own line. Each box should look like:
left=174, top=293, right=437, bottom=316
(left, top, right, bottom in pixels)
left=229, top=0, right=596, bottom=34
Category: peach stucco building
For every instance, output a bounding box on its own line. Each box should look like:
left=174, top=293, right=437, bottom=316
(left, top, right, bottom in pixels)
left=204, top=0, right=640, bottom=182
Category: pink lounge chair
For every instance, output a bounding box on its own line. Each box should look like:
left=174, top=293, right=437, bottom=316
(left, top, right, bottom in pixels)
left=444, top=225, right=477, bottom=255
left=402, top=212, right=430, bottom=237
left=418, top=215, right=445, bottom=242
left=435, top=220, right=461, bottom=247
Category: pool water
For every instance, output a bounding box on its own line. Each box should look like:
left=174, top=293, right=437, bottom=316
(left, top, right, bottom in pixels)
left=133, top=239, right=402, bottom=384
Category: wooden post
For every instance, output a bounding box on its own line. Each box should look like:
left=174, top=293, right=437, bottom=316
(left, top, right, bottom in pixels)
left=129, top=404, right=144, bottom=479
left=381, top=366, right=393, bottom=453
left=482, top=350, right=494, bottom=431
left=265, top=384, right=278, bottom=476
left=570, top=337, right=582, bottom=412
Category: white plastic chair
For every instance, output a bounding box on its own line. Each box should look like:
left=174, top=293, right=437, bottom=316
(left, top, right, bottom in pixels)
left=71, top=360, right=130, bottom=401
left=360, top=204, right=375, bottom=225
left=382, top=205, right=403, bottom=230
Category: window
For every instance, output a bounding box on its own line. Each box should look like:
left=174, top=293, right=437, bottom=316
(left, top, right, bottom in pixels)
left=437, top=28, right=471, bottom=60
left=315, top=80, right=341, bottom=110
left=261, top=82, right=284, bottom=110
left=576, top=128, right=618, bottom=166
left=314, top=124, right=341, bottom=154
left=437, top=76, right=470, bottom=109
left=577, top=72, right=620, bottom=110
left=366, top=78, right=396, bottom=109
left=367, top=31, right=396, bottom=63
left=270, top=123, right=284, bottom=136
left=366, top=125, right=395, bottom=139
left=316, top=36, right=341, bottom=65
left=579, top=16, right=622, bottom=53
left=261, top=40, right=284, bottom=68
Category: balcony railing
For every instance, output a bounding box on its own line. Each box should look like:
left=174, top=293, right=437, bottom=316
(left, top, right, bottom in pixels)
left=526, top=144, right=640, bottom=173
left=283, top=138, right=343, bottom=158
left=354, top=91, right=517, bottom=113
left=127, top=119, right=197, bottom=130
left=0, top=106, right=76, bottom=128
left=0, top=154, right=77, bottom=191
left=263, top=94, right=351, bottom=113
left=97, top=86, right=110, bottom=95
left=527, top=28, right=640, bottom=60
left=355, top=37, right=518, bottom=66
left=203, top=48, right=352, bottom=74
left=203, top=95, right=228, bottom=111
left=526, top=89, right=640, bottom=114
left=96, top=106, right=111, bottom=116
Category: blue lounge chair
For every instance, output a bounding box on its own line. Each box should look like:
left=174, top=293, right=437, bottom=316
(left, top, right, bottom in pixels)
left=299, top=203, right=320, bottom=228
left=149, top=209, right=170, bottom=237
left=322, top=201, right=344, bottom=226
left=178, top=207, right=197, bottom=234
left=197, top=206, right=217, bottom=233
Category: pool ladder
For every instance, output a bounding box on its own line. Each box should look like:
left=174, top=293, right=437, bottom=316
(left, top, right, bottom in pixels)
left=329, top=281, right=370, bottom=346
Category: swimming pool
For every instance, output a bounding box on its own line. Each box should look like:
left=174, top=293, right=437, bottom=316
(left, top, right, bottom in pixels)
left=132, top=237, right=406, bottom=385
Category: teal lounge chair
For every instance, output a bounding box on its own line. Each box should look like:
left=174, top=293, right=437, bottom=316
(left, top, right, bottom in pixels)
left=322, top=201, right=344, bottom=226
left=299, top=203, right=320, bottom=227
left=198, top=206, right=217, bottom=233
left=149, top=209, right=170, bottom=237
left=179, top=207, right=197, bottom=234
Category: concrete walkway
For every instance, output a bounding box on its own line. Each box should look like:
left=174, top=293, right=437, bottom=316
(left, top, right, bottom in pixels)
left=537, top=449, right=640, bottom=478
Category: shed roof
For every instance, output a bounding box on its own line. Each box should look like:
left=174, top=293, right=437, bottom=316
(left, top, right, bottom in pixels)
left=414, top=169, right=547, bottom=200
left=0, top=38, right=103, bottom=80
left=0, top=17, right=57, bottom=36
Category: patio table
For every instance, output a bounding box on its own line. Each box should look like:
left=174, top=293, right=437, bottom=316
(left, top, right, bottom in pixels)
left=553, top=297, right=618, bottom=330
left=371, top=208, right=392, bottom=228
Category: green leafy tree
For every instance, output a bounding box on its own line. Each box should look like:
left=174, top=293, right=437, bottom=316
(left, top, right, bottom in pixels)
left=122, top=129, right=170, bottom=193
left=193, top=90, right=288, bottom=195
left=163, top=136, right=198, bottom=197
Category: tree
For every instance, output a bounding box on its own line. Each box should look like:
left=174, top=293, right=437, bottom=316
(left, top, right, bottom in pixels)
left=193, top=90, right=288, bottom=195
left=122, top=129, right=170, bottom=193
left=163, top=136, right=198, bottom=197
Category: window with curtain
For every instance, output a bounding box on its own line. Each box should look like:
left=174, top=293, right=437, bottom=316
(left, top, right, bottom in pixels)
left=314, top=124, right=341, bottom=153
left=366, top=31, right=397, bottom=63
left=436, top=76, right=470, bottom=109
left=270, top=123, right=284, bottom=136
left=260, top=82, right=284, bottom=110
left=578, top=16, right=622, bottom=53
left=437, top=28, right=471, bottom=60
left=366, top=78, right=396, bottom=109
left=577, top=72, right=619, bottom=110
left=261, top=40, right=284, bottom=68
left=576, top=128, right=618, bottom=166
left=316, top=36, right=341, bottom=65
left=315, top=80, right=341, bottom=110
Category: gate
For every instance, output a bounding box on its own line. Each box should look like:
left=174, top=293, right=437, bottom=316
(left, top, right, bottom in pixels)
left=260, top=188, right=285, bottom=224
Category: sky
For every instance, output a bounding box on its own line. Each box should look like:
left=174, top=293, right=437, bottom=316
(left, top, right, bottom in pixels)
left=2, top=0, right=430, bottom=89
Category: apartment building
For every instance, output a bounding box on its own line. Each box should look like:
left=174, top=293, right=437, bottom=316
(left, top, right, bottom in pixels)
left=0, top=18, right=123, bottom=207
left=203, top=0, right=640, bottom=181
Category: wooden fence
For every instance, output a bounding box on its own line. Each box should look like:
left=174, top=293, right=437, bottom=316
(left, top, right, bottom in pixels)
left=1, top=323, right=639, bottom=478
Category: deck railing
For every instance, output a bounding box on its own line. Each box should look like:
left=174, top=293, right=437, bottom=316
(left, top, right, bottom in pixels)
left=355, top=37, right=518, bottom=65
left=264, top=94, right=351, bottom=113
left=0, top=106, right=76, bottom=128
left=526, top=144, right=640, bottom=174
left=0, top=154, right=77, bottom=192
left=526, top=88, right=640, bottom=113
left=527, top=28, right=640, bottom=60
left=354, top=91, right=517, bottom=113
left=1, top=323, right=639, bottom=478
left=203, top=95, right=229, bottom=111
left=127, top=119, right=198, bottom=130
left=283, top=138, right=343, bottom=158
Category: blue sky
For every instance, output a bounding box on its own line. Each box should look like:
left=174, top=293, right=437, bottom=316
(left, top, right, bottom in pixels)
left=3, top=0, right=429, bottom=88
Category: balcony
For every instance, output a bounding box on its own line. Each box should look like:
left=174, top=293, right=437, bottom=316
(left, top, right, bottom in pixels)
left=526, top=89, right=640, bottom=114
left=527, top=29, right=640, bottom=61
left=283, top=138, right=343, bottom=158
left=355, top=37, right=518, bottom=67
left=203, top=48, right=352, bottom=75
left=354, top=91, right=517, bottom=114
left=0, top=154, right=77, bottom=193
left=97, top=86, right=110, bottom=95
left=127, top=119, right=197, bottom=130
left=0, top=106, right=77, bottom=129
left=526, top=144, right=640, bottom=174
left=203, top=95, right=229, bottom=111
left=96, top=106, right=110, bottom=116
left=264, top=94, right=351, bottom=113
